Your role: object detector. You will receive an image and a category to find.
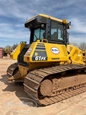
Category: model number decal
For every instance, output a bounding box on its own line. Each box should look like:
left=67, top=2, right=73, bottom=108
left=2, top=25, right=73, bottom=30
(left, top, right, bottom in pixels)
left=51, top=47, right=60, bottom=54
left=35, top=56, right=46, bottom=61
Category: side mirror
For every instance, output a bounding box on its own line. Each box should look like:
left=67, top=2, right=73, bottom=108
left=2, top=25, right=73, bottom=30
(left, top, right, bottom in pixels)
left=67, top=22, right=71, bottom=29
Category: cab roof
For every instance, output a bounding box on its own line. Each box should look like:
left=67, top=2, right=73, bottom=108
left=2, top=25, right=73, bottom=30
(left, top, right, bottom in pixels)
left=25, top=14, right=68, bottom=24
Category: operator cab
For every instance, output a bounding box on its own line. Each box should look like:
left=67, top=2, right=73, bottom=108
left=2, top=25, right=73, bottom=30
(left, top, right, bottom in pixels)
left=25, top=14, right=70, bottom=44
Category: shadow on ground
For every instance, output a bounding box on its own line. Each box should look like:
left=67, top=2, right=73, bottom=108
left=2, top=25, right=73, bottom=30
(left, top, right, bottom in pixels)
left=0, top=74, right=38, bottom=107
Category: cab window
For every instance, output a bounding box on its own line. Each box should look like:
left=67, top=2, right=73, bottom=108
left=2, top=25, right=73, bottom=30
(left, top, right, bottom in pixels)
left=33, top=26, right=45, bottom=42
left=51, top=21, right=64, bottom=41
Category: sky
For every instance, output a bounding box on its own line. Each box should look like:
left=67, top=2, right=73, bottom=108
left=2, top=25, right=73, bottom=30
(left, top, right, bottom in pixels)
left=0, top=0, right=86, bottom=47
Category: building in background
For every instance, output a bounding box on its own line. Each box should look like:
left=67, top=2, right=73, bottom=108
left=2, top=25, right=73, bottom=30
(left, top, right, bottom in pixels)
left=0, top=47, right=3, bottom=58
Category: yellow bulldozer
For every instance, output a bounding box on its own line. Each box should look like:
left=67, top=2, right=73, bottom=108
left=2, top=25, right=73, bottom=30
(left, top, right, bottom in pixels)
left=7, top=14, right=86, bottom=105
left=82, top=50, right=86, bottom=65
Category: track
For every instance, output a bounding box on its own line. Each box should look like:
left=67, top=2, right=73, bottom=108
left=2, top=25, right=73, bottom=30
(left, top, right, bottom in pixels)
left=24, top=64, right=86, bottom=105
left=7, top=63, right=86, bottom=105
left=7, top=63, right=18, bottom=77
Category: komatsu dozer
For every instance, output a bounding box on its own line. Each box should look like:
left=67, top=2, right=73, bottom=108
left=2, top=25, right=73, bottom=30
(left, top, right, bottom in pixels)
left=82, top=50, right=86, bottom=65
left=7, top=14, right=86, bottom=105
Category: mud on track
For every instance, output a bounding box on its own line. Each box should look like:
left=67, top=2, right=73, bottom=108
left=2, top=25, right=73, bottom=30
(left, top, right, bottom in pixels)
left=0, top=58, right=86, bottom=115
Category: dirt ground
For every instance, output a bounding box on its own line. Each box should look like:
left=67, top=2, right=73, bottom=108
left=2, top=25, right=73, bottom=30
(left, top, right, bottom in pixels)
left=0, top=58, right=86, bottom=115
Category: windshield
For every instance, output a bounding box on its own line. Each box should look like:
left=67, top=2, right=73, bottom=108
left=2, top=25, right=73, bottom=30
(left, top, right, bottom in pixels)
left=33, top=28, right=45, bottom=41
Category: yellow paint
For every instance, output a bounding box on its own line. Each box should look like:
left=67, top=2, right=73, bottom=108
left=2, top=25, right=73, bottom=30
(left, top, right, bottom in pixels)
left=82, top=50, right=86, bottom=65
left=26, top=14, right=68, bottom=24
left=10, top=42, right=26, bottom=60
left=24, top=40, right=69, bottom=64
left=24, top=41, right=37, bottom=62
left=35, top=52, right=38, bottom=56
left=10, top=14, right=86, bottom=81
left=67, top=44, right=85, bottom=65
left=18, top=65, right=29, bottom=77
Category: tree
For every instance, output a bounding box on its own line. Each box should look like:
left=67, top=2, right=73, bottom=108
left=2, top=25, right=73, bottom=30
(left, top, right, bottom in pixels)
left=4, top=45, right=12, bottom=54
left=79, top=42, right=86, bottom=50
left=69, top=42, right=79, bottom=48
left=3, top=44, right=18, bottom=54
left=12, top=44, right=18, bottom=50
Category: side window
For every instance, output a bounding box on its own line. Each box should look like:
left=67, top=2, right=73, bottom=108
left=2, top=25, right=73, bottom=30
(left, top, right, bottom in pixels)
left=58, top=29, right=63, bottom=40
left=33, top=29, right=40, bottom=41
left=40, top=29, right=45, bottom=38
left=51, top=21, right=64, bottom=41
left=33, top=28, right=45, bottom=41
left=58, top=24, right=63, bottom=40
left=51, top=21, right=58, bottom=40
left=51, top=29, right=57, bottom=35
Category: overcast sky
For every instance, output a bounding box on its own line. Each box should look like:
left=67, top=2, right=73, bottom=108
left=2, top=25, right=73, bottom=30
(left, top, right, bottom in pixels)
left=0, top=0, right=86, bottom=47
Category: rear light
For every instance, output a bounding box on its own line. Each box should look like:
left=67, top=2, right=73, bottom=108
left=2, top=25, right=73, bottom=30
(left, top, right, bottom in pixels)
left=27, top=57, right=30, bottom=61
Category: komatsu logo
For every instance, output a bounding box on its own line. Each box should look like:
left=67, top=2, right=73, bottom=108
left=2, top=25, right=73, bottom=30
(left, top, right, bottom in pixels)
left=51, top=47, right=60, bottom=54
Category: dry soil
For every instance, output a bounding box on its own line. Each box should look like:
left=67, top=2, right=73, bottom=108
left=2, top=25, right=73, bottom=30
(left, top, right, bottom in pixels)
left=0, top=58, right=86, bottom=115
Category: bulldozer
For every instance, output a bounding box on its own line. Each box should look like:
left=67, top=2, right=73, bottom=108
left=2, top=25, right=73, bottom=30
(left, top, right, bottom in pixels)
left=7, top=14, right=86, bottom=105
left=82, top=50, right=86, bottom=65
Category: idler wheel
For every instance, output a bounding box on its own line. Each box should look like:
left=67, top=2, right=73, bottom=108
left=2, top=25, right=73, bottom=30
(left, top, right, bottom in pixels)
left=40, top=79, right=53, bottom=96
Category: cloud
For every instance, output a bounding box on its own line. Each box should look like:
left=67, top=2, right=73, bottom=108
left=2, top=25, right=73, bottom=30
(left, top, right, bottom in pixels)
left=69, top=34, right=86, bottom=44
left=70, top=18, right=86, bottom=34
left=68, top=17, right=86, bottom=44
left=0, top=23, right=29, bottom=37
left=0, top=0, right=39, bottom=20
left=0, top=0, right=86, bottom=47
left=0, top=22, right=30, bottom=47
left=0, top=0, right=85, bottom=20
